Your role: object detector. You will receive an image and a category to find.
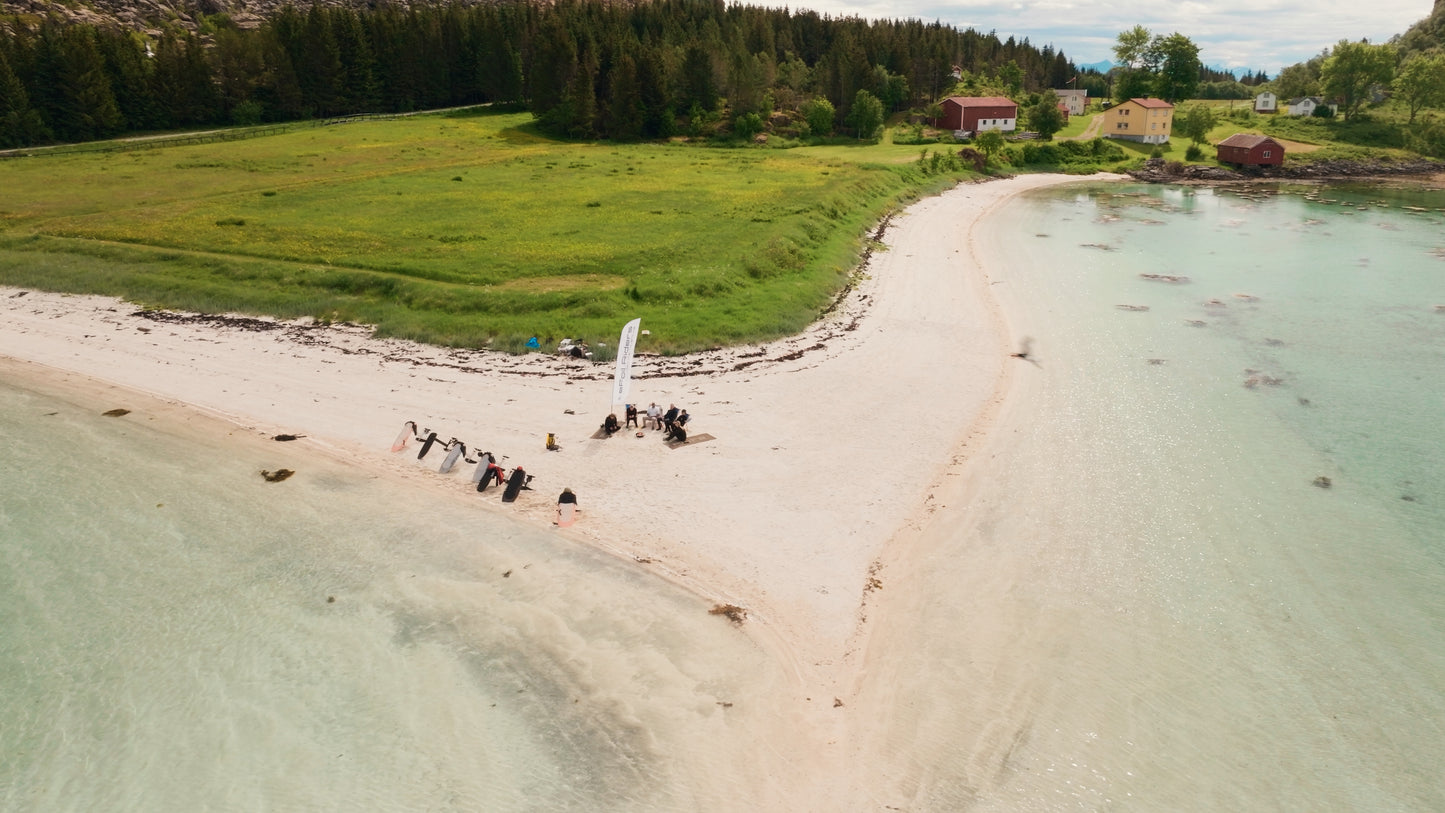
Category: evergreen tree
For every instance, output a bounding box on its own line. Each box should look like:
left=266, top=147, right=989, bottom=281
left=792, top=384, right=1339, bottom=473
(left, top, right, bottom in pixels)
left=0, top=47, right=52, bottom=146
left=1047, top=51, right=1072, bottom=89
left=297, top=6, right=344, bottom=116
left=565, top=36, right=599, bottom=137
left=603, top=47, right=644, bottom=139
left=477, top=9, right=525, bottom=104
left=214, top=27, right=264, bottom=123
left=333, top=8, right=380, bottom=112
left=255, top=26, right=305, bottom=120
left=822, top=29, right=871, bottom=117
left=152, top=31, right=220, bottom=127
left=728, top=49, right=771, bottom=116
left=634, top=44, right=672, bottom=137
left=529, top=14, right=579, bottom=129
left=681, top=43, right=719, bottom=112
left=97, top=30, right=163, bottom=131
left=34, top=24, right=125, bottom=141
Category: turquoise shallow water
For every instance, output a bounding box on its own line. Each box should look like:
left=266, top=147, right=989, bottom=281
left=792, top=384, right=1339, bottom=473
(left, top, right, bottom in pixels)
left=0, top=372, right=785, bottom=811
left=861, top=180, right=1445, bottom=811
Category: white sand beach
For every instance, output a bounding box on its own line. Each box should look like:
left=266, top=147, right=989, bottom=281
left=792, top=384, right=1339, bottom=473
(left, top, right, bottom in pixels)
left=0, top=173, right=1108, bottom=806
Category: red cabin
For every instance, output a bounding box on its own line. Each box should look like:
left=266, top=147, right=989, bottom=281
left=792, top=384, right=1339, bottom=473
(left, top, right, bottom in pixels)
left=938, top=96, right=1018, bottom=134
left=1216, top=134, right=1285, bottom=168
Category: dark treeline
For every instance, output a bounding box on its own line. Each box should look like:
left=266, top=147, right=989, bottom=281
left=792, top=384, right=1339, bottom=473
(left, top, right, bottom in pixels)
left=1195, top=64, right=1269, bottom=100
left=0, top=0, right=1081, bottom=147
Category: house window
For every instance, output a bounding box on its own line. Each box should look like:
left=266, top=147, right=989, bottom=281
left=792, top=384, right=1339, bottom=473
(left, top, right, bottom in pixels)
left=1263, top=151, right=1272, bottom=158
left=1117, top=122, right=1127, bottom=129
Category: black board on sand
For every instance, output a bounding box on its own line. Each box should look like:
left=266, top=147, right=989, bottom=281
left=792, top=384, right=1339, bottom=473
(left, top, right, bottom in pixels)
left=502, top=468, right=527, bottom=502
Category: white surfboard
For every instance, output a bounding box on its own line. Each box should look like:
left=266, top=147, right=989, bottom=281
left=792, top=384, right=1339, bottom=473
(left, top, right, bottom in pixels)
left=470, top=456, right=490, bottom=483
left=439, top=442, right=464, bottom=474
left=390, top=421, right=415, bottom=452
left=557, top=503, right=576, bottom=527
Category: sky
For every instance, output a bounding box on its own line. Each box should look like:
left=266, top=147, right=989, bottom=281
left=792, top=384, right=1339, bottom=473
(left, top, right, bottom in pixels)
left=788, top=0, right=1434, bottom=75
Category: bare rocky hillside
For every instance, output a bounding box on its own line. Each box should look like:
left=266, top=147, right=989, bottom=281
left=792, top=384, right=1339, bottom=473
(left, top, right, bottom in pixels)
left=1, top=0, right=467, bottom=33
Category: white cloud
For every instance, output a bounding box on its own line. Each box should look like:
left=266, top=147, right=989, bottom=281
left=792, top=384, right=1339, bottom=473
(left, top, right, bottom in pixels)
left=790, top=0, right=1428, bottom=71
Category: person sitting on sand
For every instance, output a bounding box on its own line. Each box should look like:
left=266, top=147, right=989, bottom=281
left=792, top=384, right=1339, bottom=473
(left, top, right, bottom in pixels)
left=625, top=404, right=639, bottom=428
left=555, top=487, right=579, bottom=523
left=666, top=421, right=688, bottom=443
left=602, top=413, right=620, bottom=436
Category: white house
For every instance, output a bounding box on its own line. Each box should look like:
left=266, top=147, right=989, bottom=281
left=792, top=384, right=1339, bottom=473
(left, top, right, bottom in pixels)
left=1287, top=96, right=1325, bottom=116
left=1254, top=91, right=1277, bottom=113
left=1053, top=89, right=1088, bottom=116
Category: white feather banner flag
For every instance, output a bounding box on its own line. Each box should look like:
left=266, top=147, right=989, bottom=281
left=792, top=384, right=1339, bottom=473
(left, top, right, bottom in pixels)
left=611, top=318, right=641, bottom=406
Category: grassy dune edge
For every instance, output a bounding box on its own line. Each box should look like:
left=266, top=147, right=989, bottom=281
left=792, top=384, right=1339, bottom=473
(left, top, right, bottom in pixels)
left=0, top=109, right=980, bottom=355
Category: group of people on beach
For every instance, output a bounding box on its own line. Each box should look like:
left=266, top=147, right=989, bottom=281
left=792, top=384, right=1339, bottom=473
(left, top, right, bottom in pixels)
left=402, top=396, right=694, bottom=527
left=601, top=402, right=691, bottom=442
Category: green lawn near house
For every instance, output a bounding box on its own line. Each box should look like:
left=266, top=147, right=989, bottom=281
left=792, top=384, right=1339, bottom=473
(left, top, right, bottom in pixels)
left=1055, top=112, right=1097, bottom=139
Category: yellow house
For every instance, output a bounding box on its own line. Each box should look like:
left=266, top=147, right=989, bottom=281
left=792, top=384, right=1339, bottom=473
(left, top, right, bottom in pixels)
left=1104, top=97, right=1174, bottom=144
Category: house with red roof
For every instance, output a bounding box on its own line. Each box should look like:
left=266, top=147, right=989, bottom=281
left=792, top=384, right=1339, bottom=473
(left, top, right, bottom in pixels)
left=1216, top=133, right=1285, bottom=168
left=938, top=96, right=1017, bottom=135
left=1103, top=97, right=1174, bottom=144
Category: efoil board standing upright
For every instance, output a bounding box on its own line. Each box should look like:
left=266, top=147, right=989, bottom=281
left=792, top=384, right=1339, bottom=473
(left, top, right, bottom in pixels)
left=502, top=469, right=527, bottom=503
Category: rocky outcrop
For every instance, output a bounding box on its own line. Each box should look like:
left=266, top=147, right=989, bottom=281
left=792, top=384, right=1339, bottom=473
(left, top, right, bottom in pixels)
left=1128, top=156, right=1445, bottom=184
left=1, top=0, right=435, bottom=32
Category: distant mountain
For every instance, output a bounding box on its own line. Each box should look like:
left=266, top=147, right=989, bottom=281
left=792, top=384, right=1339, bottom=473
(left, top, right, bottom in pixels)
left=1079, top=57, right=1264, bottom=81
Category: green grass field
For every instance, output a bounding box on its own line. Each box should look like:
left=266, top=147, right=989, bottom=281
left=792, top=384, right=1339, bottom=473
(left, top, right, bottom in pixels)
left=1054, top=111, right=1097, bottom=140
left=0, top=109, right=973, bottom=354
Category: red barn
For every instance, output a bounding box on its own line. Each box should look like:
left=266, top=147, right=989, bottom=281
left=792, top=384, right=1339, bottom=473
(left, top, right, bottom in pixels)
left=939, top=96, right=1018, bottom=134
left=1216, top=134, right=1285, bottom=168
